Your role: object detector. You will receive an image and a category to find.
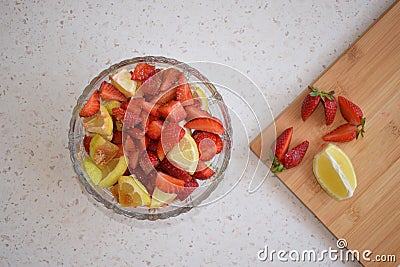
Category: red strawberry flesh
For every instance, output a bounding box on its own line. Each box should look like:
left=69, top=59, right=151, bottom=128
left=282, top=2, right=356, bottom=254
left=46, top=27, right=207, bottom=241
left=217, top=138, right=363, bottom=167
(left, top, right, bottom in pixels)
left=184, top=117, right=224, bottom=135
left=338, top=96, right=363, bottom=125
left=273, top=127, right=293, bottom=161
left=282, top=140, right=309, bottom=169
left=79, top=90, right=100, bottom=117
left=322, top=123, right=358, bottom=142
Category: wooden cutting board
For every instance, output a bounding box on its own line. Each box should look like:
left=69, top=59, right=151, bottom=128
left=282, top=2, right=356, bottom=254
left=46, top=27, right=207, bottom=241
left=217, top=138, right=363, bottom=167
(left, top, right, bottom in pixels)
left=251, top=2, right=400, bottom=266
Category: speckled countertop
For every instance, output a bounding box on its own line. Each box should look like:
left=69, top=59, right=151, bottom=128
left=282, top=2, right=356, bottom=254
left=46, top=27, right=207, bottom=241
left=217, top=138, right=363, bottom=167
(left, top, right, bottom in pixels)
left=0, top=1, right=395, bottom=266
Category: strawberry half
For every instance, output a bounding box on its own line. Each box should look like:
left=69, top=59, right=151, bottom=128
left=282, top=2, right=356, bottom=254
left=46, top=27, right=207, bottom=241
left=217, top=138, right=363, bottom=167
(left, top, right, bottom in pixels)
left=146, top=119, right=163, bottom=140
left=185, top=105, right=211, bottom=121
left=79, top=90, right=100, bottom=117
left=160, top=122, right=185, bottom=154
left=184, top=117, right=224, bottom=135
left=193, top=161, right=215, bottom=180
left=158, top=100, right=187, bottom=122
left=177, top=178, right=199, bottom=201
left=272, top=127, right=293, bottom=161
left=338, top=96, right=364, bottom=125
left=155, top=171, right=185, bottom=194
left=192, top=130, right=223, bottom=161
left=322, top=119, right=365, bottom=142
left=159, top=68, right=181, bottom=92
left=301, top=86, right=336, bottom=123
left=158, top=158, right=192, bottom=182
left=176, top=73, right=193, bottom=106
left=323, top=96, right=337, bottom=125
left=131, top=63, right=156, bottom=81
left=83, top=135, right=92, bottom=153
left=281, top=140, right=309, bottom=169
left=99, top=81, right=127, bottom=102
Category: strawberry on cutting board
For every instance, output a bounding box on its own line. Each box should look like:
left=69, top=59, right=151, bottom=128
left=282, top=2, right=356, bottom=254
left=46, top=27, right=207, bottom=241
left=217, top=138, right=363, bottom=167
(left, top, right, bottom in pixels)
left=338, top=96, right=364, bottom=126
left=322, top=119, right=365, bottom=142
left=271, top=127, right=309, bottom=173
left=301, top=86, right=337, bottom=125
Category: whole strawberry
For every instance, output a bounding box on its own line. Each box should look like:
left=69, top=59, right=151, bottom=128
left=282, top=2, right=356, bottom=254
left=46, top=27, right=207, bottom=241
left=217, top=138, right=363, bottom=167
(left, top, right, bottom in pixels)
left=301, top=86, right=337, bottom=125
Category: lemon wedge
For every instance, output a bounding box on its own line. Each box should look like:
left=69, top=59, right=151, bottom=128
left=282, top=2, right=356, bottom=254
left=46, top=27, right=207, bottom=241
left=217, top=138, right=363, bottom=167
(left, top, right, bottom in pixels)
left=191, top=86, right=209, bottom=111
left=83, top=157, right=103, bottom=185
left=110, top=69, right=137, bottom=98
left=150, top=187, right=177, bottom=209
left=98, top=156, right=127, bottom=188
left=166, top=132, right=199, bottom=175
left=83, top=105, right=113, bottom=137
left=117, top=175, right=151, bottom=207
left=313, top=144, right=357, bottom=200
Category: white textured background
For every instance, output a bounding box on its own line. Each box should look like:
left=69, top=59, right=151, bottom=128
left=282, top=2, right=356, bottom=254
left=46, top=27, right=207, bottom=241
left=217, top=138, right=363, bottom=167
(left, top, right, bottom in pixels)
left=0, top=0, right=394, bottom=266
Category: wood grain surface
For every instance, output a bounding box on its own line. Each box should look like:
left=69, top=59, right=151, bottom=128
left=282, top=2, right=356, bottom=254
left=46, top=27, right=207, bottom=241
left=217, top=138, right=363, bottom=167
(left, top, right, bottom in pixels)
left=250, top=2, right=400, bottom=266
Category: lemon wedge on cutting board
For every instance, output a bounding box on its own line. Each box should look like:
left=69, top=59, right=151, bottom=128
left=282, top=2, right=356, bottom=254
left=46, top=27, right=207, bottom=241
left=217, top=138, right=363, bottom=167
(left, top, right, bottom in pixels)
left=313, top=144, right=357, bottom=200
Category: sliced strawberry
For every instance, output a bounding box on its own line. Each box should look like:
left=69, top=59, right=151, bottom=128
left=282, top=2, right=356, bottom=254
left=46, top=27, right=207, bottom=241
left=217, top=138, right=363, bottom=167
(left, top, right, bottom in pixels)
left=124, top=112, right=142, bottom=127
left=159, top=68, right=181, bottom=92
left=192, top=130, right=223, bottom=161
left=131, top=63, right=156, bottom=81
left=146, top=119, right=163, bottom=140
left=155, top=171, right=185, bottom=194
left=83, top=135, right=92, bottom=154
left=99, top=81, right=127, bottom=102
left=120, top=100, right=129, bottom=110
left=141, top=101, right=160, bottom=117
left=324, top=96, right=337, bottom=125
left=273, top=127, right=293, bottom=161
left=136, top=135, right=147, bottom=154
left=112, top=107, right=126, bottom=122
left=322, top=120, right=365, bottom=142
left=112, top=131, right=123, bottom=144
left=139, top=151, right=159, bottom=175
left=185, top=105, right=211, bottom=121
left=158, top=158, right=192, bottom=182
left=338, top=96, right=364, bottom=125
left=301, top=86, right=336, bottom=122
left=147, top=138, right=158, bottom=152
left=127, top=97, right=144, bottom=115
left=126, top=127, right=145, bottom=140
left=301, top=94, right=320, bottom=121
left=193, top=161, right=215, bottom=180
left=79, top=90, right=100, bottom=117
left=281, top=140, right=309, bottom=169
left=184, top=117, right=224, bottom=135
left=151, top=87, right=177, bottom=105
left=176, top=73, right=193, bottom=105
left=158, top=100, right=187, bottom=122
left=139, top=73, right=162, bottom=96
left=160, top=122, right=185, bottom=154
left=177, top=178, right=199, bottom=201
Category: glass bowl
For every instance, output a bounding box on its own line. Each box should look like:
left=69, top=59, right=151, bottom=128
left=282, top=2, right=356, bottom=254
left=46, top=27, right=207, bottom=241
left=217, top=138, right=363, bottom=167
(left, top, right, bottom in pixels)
left=68, top=56, right=232, bottom=220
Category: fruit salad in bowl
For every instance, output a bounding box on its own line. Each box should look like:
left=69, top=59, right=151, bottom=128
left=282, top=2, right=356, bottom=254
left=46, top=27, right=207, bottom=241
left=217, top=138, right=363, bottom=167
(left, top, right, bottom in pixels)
left=68, top=56, right=232, bottom=220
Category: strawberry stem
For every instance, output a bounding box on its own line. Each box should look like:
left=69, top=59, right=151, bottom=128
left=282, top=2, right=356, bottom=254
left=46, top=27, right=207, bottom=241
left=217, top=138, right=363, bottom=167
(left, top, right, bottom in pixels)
left=356, top=117, right=366, bottom=139
left=308, top=85, right=335, bottom=101
left=271, top=156, right=286, bottom=174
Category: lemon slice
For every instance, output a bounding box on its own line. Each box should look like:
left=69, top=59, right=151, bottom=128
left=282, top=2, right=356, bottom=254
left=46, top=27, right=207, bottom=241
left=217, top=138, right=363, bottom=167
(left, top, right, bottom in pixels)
left=110, top=69, right=137, bottom=98
left=83, top=157, right=103, bottom=185
left=83, top=105, right=113, bottom=137
left=150, top=187, right=177, bottom=209
left=118, top=175, right=151, bottom=207
left=313, top=144, right=357, bottom=200
left=166, top=132, right=199, bottom=175
left=191, top=86, right=209, bottom=111
left=98, top=156, right=128, bottom=188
